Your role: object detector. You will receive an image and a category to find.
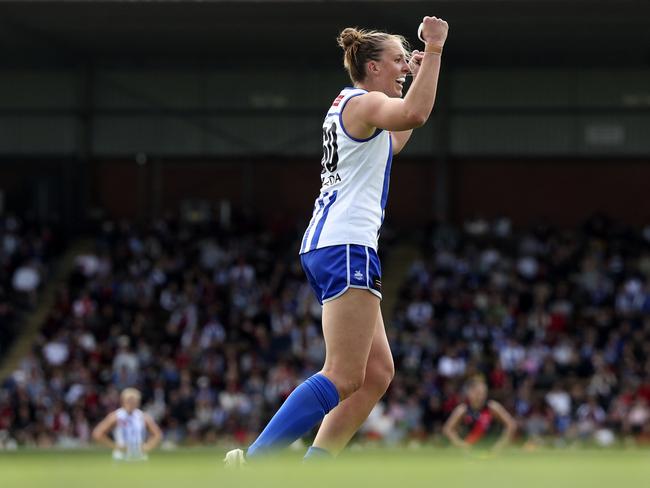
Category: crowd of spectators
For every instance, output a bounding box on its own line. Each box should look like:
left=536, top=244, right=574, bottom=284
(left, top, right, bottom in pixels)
left=1, top=214, right=649, bottom=450
left=0, top=215, right=61, bottom=358
left=1, top=216, right=320, bottom=449
left=383, top=215, right=650, bottom=447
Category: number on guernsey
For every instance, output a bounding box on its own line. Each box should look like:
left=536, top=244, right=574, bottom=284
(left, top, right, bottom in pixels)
left=321, top=123, right=338, bottom=174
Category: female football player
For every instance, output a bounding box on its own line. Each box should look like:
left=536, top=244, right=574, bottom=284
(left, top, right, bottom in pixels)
left=443, top=375, right=517, bottom=452
left=225, top=15, right=449, bottom=465
left=92, top=388, right=162, bottom=461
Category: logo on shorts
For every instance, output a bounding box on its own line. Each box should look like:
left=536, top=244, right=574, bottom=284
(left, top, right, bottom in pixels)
left=354, top=270, right=364, bottom=281
left=372, top=276, right=382, bottom=292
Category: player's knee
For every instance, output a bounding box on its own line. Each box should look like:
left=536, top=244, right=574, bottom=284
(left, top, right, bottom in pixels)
left=383, top=358, right=395, bottom=387
left=367, top=357, right=394, bottom=396
left=323, top=369, right=366, bottom=399
left=343, top=372, right=366, bottom=398
left=341, top=372, right=366, bottom=399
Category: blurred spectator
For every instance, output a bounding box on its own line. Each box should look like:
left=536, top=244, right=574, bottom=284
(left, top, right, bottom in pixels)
left=12, top=260, right=41, bottom=295
left=0, top=215, right=61, bottom=355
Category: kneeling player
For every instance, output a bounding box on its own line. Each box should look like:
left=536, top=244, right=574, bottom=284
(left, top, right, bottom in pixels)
left=92, top=388, right=162, bottom=461
left=443, top=375, right=516, bottom=452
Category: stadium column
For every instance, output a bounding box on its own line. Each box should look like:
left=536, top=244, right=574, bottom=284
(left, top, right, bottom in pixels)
left=136, top=153, right=152, bottom=223
left=69, top=64, right=94, bottom=232
left=151, top=158, right=163, bottom=219
left=433, top=70, right=451, bottom=223
left=243, top=159, right=254, bottom=214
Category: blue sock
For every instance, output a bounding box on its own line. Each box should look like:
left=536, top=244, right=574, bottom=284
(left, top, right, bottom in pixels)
left=247, top=373, right=339, bottom=458
left=303, top=446, right=332, bottom=462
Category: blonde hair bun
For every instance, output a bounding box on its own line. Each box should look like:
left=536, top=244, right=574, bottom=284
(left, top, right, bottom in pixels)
left=337, top=27, right=363, bottom=51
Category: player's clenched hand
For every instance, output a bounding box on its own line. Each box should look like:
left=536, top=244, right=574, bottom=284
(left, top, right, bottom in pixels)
left=420, top=16, right=449, bottom=48
left=408, top=50, right=425, bottom=78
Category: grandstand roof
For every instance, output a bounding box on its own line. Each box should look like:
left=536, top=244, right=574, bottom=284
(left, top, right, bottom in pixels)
left=0, top=0, right=648, bottom=67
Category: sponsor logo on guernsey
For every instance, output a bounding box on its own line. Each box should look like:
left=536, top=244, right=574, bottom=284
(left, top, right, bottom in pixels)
left=354, top=270, right=364, bottom=281
left=321, top=173, right=342, bottom=187
left=332, top=94, right=345, bottom=107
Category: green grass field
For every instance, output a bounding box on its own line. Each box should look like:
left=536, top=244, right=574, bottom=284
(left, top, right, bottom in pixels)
left=0, top=447, right=648, bottom=488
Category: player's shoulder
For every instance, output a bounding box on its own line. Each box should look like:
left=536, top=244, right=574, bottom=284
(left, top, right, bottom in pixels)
left=340, top=91, right=387, bottom=121
left=137, top=409, right=153, bottom=419
left=102, top=409, right=120, bottom=423
left=347, top=90, right=387, bottom=105
left=330, top=87, right=370, bottom=107
left=453, top=402, right=469, bottom=414
left=486, top=399, right=505, bottom=411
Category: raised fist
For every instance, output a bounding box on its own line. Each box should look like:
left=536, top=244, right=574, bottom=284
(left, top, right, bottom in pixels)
left=420, top=16, right=449, bottom=47
left=408, top=50, right=425, bottom=78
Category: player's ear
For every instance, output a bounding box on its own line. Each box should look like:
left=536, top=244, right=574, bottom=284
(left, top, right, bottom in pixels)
left=367, top=60, right=380, bottom=77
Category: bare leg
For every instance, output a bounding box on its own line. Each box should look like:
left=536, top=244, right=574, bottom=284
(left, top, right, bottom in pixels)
left=245, top=289, right=378, bottom=458
left=312, top=311, right=394, bottom=455
left=320, top=289, right=381, bottom=401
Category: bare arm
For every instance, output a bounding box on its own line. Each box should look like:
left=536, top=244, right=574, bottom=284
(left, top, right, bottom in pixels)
left=391, top=131, right=413, bottom=155
left=390, top=49, right=427, bottom=155
left=442, top=404, right=471, bottom=449
left=142, top=414, right=163, bottom=453
left=92, top=411, right=118, bottom=450
left=350, top=16, right=449, bottom=132
left=488, top=400, right=517, bottom=451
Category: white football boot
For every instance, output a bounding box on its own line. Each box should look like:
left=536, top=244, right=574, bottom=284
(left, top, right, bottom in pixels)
left=223, top=448, right=246, bottom=468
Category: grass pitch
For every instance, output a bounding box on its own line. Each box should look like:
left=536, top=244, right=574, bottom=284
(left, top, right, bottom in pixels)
left=0, top=447, right=648, bottom=488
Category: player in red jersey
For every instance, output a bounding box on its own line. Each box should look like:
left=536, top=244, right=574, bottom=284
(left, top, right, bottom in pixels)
left=443, top=375, right=517, bottom=452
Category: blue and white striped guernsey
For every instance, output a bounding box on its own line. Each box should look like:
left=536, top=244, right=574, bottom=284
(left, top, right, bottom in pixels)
left=300, top=87, right=393, bottom=254
left=113, top=408, right=147, bottom=461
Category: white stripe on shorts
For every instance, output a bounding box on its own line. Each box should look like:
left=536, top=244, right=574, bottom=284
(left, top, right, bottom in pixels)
left=365, top=246, right=370, bottom=289
left=346, top=244, right=350, bottom=287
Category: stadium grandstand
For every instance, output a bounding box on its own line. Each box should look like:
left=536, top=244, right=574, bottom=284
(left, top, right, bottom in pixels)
left=2, top=215, right=650, bottom=449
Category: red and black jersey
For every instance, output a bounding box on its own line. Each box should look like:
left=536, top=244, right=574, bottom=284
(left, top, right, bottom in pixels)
left=460, top=403, right=494, bottom=445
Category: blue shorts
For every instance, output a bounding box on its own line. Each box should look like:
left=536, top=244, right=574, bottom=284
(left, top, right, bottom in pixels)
left=300, top=244, right=382, bottom=305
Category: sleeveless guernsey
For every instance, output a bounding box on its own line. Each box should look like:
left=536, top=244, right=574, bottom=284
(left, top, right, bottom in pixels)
left=300, top=87, right=393, bottom=254
left=113, top=407, right=147, bottom=460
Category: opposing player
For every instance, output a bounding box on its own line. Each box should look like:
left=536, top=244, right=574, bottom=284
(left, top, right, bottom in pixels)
left=92, top=388, right=162, bottom=461
left=443, top=375, right=517, bottom=452
left=224, top=15, right=449, bottom=466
